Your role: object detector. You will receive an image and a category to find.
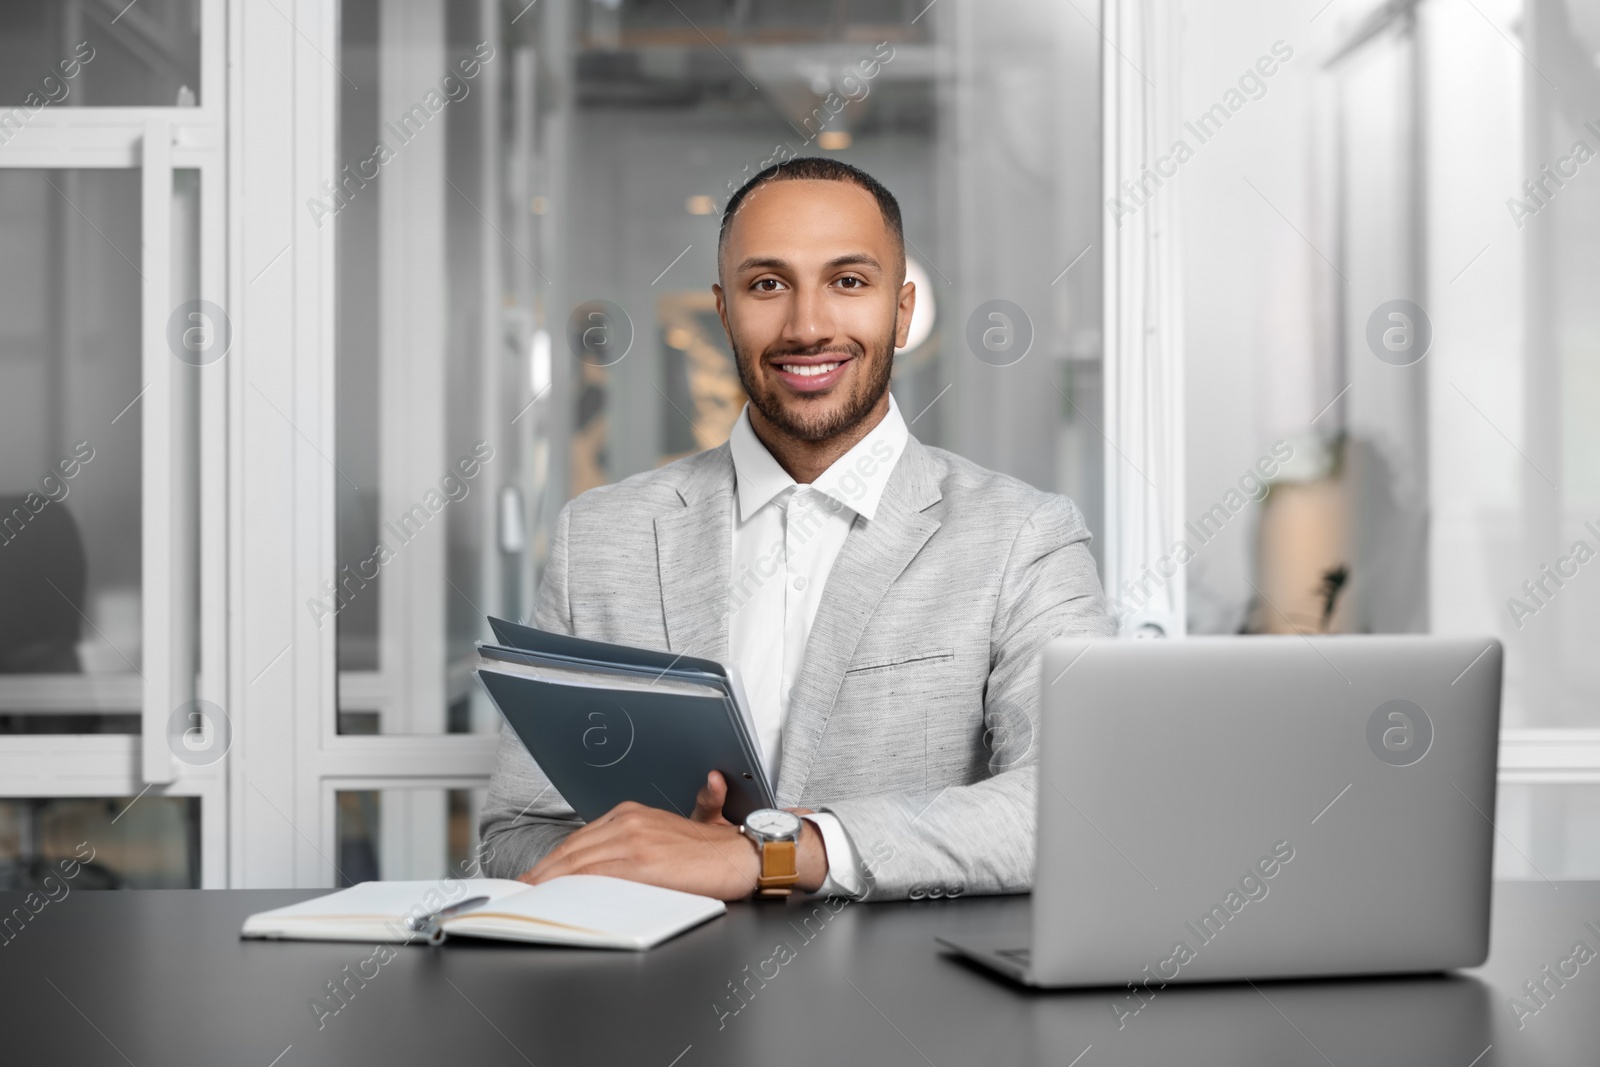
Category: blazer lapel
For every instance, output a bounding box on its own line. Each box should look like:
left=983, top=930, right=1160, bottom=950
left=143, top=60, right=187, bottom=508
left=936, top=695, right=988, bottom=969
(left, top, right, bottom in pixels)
left=775, top=437, right=943, bottom=806
left=654, top=445, right=735, bottom=664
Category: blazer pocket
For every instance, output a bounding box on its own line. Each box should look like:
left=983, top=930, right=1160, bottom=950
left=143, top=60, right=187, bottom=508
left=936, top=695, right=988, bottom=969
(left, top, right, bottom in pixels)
left=844, top=647, right=955, bottom=675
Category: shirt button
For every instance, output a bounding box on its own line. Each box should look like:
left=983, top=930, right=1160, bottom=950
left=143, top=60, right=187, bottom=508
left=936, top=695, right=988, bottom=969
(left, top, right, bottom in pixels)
left=793, top=576, right=808, bottom=591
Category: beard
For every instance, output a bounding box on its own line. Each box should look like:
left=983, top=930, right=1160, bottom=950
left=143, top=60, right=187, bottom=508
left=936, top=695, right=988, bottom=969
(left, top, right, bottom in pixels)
left=733, top=323, right=897, bottom=444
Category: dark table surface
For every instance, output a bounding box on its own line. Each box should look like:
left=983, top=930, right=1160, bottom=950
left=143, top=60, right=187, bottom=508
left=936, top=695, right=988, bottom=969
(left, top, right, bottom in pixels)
left=1, top=881, right=1597, bottom=1066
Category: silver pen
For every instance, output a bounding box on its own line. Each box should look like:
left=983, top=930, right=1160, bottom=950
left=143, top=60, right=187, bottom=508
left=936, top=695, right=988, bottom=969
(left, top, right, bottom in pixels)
left=404, top=894, right=489, bottom=943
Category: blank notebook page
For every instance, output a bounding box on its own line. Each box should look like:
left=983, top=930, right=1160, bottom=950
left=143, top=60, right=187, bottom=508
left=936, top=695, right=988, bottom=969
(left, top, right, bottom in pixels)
left=241, top=879, right=531, bottom=941
left=442, top=875, right=726, bottom=949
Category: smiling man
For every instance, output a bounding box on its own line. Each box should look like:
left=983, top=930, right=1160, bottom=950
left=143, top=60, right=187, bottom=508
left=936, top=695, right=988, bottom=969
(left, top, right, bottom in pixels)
left=480, top=158, right=1115, bottom=901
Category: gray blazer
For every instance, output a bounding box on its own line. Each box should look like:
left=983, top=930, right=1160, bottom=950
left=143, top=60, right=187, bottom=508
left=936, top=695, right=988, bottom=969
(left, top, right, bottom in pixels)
left=478, top=433, right=1115, bottom=900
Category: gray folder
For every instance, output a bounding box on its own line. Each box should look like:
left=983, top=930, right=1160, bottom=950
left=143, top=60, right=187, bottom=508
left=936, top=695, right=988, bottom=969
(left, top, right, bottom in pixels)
left=475, top=618, right=775, bottom=824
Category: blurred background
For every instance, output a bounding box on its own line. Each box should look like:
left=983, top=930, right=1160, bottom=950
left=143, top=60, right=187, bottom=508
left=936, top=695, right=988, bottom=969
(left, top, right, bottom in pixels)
left=0, top=0, right=1594, bottom=891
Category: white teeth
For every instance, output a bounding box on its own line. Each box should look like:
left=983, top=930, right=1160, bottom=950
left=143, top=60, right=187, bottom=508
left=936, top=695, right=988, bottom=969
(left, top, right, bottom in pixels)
left=779, top=362, right=840, bottom=377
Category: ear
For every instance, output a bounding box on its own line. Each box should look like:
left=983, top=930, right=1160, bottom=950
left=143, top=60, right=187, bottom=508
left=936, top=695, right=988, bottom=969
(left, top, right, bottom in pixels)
left=716, top=281, right=739, bottom=351
left=893, top=279, right=916, bottom=349
left=712, top=282, right=731, bottom=342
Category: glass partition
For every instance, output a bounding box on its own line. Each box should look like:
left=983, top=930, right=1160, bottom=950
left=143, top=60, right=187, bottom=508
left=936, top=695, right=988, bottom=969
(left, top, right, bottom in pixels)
left=334, top=787, right=485, bottom=885
left=0, top=795, right=200, bottom=890
left=0, top=0, right=218, bottom=886
left=1496, top=784, right=1600, bottom=881
left=1180, top=0, right=1600, bottom=734
left=333, top=0, right=507, bottom=736
left=332, top=0, right=1106, bottom=739
left=0, top=169, right=147, bottom=733
left=0, top=0, right=202, bottom=109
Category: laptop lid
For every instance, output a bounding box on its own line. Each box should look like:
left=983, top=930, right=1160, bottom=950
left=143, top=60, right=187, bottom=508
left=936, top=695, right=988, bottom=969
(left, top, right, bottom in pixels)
left=1030, top=635, right=1501, bottom=988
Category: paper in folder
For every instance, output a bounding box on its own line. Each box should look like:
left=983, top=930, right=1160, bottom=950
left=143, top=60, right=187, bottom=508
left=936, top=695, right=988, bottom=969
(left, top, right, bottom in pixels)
left=474, top=617, right=775, bottom=824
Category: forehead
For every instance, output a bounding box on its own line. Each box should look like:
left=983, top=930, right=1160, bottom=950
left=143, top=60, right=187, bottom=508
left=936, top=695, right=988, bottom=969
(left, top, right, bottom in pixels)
left=722, top=179, right=893, bottom=265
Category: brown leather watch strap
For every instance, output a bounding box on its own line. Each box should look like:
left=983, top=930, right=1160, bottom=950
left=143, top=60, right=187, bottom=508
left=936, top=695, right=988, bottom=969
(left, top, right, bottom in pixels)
left=756, top=839, right=799, bottom=898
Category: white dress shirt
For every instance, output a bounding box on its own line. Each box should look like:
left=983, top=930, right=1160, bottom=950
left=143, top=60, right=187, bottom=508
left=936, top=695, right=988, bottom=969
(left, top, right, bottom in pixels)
left=727, top=393, right=909, bottom=899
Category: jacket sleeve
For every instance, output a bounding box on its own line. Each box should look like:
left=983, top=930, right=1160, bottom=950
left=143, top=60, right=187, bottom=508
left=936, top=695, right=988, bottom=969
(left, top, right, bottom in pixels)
left=819, top=495, right=1116, bottom=900
left=478, top=502, right=585, bottom=879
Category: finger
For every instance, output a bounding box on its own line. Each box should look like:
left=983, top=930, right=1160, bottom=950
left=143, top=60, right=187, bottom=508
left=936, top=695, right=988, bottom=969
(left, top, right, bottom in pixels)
left=538, top=857, right=648, bottom=888
left=542, top=820, right=599, bottom=858
left=692, top=770, right=731, bottom=824
left=528, top=807, right=713, bottom=884
left=529, top=812, right=655, bottom=878
left=526, top=806, right=630, bottom=875
left=518, top=831, right=587, bottom=883
left=552, top=801, right=639, bottom=855
left=518, top=852, right=562, bottom=885
left=522, top=856, right=574, bottom=885
left=523, top=839, right=634, bottom=885
left=586, top=800, right=641, bottom=831
left=520, top=848, right=584, bottom=885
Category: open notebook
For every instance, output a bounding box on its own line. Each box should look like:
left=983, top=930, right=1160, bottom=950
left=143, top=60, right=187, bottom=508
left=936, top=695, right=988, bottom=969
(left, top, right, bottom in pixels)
left=240, top=875, right=724, bottom=950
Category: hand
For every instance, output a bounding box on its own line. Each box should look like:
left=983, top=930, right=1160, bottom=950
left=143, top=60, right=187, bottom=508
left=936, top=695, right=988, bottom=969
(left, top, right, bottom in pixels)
left=517, top=772, right=760, bottom=900
left=516, top=773, right=830, bottom=899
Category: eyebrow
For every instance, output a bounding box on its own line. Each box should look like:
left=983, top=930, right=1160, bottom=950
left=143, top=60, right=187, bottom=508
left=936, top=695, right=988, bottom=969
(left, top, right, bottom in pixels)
left=731, top=253, right=883, bottom=275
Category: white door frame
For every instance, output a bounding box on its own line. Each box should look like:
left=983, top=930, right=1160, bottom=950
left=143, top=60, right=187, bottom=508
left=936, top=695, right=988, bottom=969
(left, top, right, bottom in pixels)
left=1101, top=0, right=1188, bottom=639
left=230, top=0, right=501, bottom=889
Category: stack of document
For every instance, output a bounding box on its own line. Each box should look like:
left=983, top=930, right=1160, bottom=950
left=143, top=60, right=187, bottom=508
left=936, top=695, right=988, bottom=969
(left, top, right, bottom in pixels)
left=474, top=618, right=775, bottom=824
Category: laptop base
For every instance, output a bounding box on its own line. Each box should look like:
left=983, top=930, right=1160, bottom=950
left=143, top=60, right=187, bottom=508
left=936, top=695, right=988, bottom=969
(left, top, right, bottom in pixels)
left=934, top=935, right=1037, bottom=986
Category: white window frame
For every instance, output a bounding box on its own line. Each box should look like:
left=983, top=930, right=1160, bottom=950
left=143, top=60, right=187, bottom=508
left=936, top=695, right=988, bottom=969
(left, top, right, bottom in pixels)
left=0, top=0, right=229, bottom=886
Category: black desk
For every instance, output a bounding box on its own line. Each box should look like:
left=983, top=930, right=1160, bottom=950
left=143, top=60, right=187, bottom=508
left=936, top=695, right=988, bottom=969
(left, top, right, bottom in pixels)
left=2, top=882, right=1596, bottom=1065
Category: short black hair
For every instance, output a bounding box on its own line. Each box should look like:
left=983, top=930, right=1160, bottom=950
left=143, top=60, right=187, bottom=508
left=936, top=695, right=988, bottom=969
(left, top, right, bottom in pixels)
left=717, top=157, right=905, bottom=280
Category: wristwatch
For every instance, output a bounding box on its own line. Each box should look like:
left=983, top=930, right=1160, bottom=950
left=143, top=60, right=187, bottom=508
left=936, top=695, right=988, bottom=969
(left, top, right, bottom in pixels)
left=741, top=808, right=803, bottom=898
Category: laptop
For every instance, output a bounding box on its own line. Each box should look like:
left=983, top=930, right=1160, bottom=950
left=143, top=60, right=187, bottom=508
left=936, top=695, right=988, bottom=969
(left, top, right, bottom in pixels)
left=938, top=635, right=1503, bottom=987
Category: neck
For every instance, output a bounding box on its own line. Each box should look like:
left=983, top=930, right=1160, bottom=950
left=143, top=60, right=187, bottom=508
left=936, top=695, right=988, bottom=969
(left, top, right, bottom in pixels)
left=748, top=393, right=891, bottom=484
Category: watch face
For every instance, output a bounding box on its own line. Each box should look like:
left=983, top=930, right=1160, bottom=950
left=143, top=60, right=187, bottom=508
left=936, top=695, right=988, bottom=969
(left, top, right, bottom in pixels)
left=746, top=808, right=801, bottom=840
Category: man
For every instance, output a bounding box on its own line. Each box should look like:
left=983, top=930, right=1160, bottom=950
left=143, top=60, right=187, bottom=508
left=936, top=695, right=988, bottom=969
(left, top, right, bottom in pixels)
left=480, top=157, right=1114, bottom=901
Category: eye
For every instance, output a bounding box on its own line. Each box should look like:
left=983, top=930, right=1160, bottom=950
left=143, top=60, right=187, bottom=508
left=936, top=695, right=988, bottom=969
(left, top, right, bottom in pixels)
left=751, top=277, right=785, bottom=293
left=836, top=276, right=865, bottom=290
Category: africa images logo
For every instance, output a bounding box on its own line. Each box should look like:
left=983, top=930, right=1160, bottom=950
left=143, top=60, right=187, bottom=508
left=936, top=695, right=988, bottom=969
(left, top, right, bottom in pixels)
left=1365, top=299, right=1432, bottom=367
left=579, top=699, right=635, bottom=769
left=166, top=700, right=232, bottom=766
left=1366, top=700, right=1433, bottom=767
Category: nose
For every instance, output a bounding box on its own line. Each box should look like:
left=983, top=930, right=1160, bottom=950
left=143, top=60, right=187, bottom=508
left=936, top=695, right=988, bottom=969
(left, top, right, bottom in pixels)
left=778, top=281, right=833, bottom=352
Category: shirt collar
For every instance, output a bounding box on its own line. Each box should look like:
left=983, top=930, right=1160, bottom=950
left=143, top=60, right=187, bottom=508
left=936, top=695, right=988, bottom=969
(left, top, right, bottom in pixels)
left=729, top=393, right=909, bottom=524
